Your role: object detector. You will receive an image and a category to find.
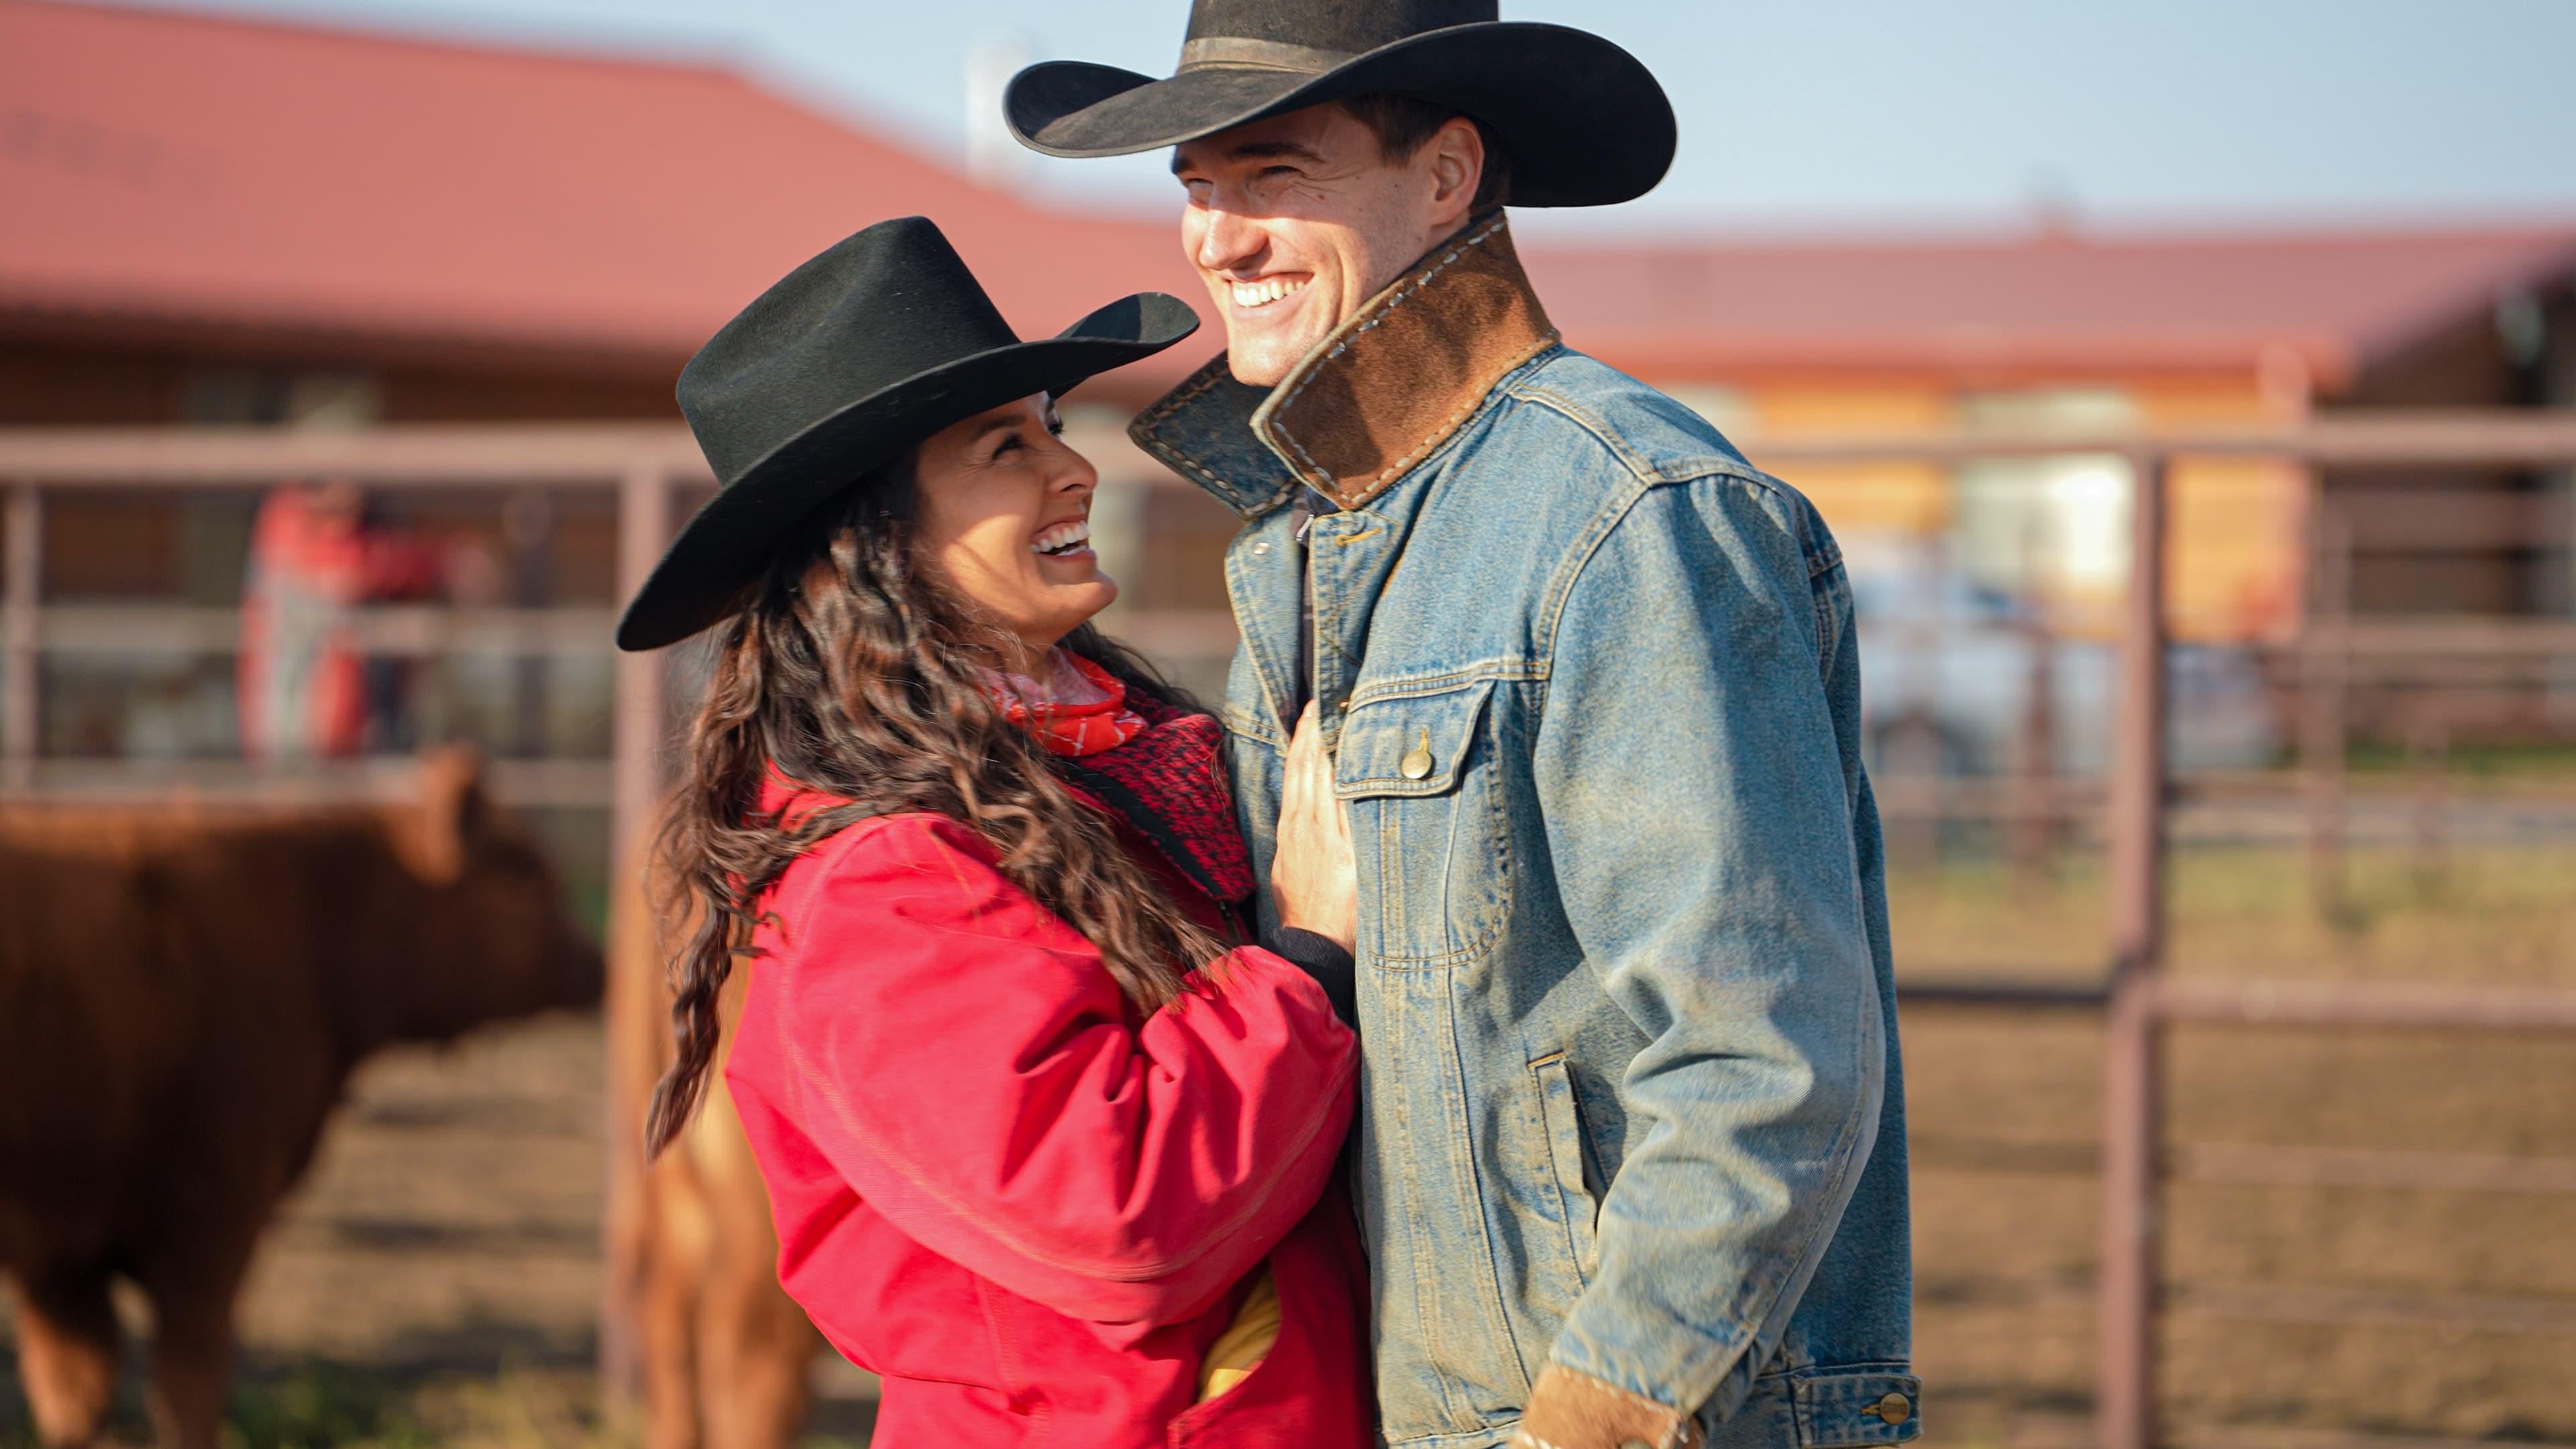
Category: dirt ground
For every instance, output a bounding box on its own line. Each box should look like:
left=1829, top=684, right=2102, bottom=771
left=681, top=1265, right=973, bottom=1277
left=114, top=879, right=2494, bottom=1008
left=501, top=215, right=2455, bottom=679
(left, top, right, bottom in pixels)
left=5, top=842, right=2571, bottom=1447
left=1898, top=839, right=2576, bottom=1446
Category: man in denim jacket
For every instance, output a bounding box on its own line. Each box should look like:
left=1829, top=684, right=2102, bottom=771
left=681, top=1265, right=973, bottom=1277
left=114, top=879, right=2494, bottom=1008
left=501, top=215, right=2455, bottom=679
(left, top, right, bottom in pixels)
left=1012, top=5, right=1912, bottom=1446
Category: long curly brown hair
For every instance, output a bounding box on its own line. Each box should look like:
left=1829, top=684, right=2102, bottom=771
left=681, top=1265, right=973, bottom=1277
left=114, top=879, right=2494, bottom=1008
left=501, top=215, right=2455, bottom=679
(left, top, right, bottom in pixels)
left=642, top=472, right=1222, bottom=1157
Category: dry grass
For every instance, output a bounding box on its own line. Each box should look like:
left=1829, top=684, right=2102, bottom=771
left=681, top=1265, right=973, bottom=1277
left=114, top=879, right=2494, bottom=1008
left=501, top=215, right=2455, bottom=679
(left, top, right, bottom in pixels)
left=5, top=839, right=2571, bottom=1446
left=1895, top=840, right=2576, bottom=987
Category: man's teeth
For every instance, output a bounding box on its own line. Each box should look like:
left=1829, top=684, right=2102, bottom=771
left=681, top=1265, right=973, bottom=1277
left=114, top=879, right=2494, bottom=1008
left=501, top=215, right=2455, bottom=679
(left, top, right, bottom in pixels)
left=1232, top=276, right=1309, bottom=309
left=1031, top=521, right=1091, bottom=555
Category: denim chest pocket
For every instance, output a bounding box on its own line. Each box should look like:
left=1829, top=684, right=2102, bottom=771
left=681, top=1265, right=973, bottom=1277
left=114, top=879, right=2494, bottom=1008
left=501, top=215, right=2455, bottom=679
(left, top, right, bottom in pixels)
left=1334, top=676, right=1509, bottom=967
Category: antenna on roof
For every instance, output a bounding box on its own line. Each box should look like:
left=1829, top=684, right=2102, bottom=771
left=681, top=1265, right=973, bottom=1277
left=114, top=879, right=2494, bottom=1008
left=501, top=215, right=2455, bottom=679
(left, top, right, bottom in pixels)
left=2025, top=167, right=2081, bottom=242
left=965, top=32, right=1031, bottom=187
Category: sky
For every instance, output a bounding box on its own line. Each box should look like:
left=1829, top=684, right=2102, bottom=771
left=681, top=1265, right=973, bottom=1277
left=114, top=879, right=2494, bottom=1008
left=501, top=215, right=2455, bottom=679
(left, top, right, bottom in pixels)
left=117, top=0, right=2576, bottom=236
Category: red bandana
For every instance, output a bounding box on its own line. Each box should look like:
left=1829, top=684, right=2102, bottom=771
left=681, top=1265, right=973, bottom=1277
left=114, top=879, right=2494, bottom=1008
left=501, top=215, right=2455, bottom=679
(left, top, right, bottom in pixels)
left=991, top=651, right=1148, bottom=758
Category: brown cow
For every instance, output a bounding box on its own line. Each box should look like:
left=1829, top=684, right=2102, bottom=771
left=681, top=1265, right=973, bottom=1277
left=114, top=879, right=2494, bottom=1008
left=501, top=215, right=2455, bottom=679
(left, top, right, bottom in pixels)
left=604, top=852, right=821, bottom=1449
left=0, top=751, right=603, bottom=1449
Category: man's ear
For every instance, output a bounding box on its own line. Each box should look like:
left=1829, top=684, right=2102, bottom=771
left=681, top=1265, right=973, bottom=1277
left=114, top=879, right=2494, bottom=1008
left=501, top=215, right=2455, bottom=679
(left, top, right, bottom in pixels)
left=1422, top=115, right=1486, bottom=230
left=390, top=745, right=485, bottom=885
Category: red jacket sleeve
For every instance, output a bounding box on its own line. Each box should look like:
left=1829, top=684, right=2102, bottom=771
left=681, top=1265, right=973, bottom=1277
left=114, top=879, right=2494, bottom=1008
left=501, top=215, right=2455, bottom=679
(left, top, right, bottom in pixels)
left=763, top=813, right=1358, bottom=1330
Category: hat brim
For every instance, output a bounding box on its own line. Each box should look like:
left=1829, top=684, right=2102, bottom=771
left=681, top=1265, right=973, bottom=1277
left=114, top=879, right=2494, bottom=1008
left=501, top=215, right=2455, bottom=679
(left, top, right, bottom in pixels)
left=614, top=291, right=1199, bottom=653
left=1006, top=23, right=1674, bottom=209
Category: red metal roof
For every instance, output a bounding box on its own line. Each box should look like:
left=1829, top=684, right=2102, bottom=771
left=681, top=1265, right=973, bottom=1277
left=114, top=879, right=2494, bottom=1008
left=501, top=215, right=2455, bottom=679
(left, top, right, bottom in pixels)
left=1524, top=224, right=2576, bottom=389
left=0, top=0, right=1205, bottom=386
left=5, top=0, right=2572, bottom=396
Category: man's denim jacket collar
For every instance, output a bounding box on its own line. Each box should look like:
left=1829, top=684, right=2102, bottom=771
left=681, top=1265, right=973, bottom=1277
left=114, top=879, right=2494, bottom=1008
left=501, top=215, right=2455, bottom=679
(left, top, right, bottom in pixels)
left=1129, top=211, right=1560, bottom=520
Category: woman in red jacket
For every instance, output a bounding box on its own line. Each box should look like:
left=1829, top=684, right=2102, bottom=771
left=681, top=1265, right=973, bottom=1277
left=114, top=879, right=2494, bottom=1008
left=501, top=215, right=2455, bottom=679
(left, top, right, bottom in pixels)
left=614, top=219, right=1369, bottom=1449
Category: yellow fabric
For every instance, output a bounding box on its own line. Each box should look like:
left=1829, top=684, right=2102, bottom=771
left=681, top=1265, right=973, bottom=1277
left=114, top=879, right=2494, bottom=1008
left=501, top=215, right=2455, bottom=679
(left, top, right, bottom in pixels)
left=1194, top=1269, right=1281, bottom=1401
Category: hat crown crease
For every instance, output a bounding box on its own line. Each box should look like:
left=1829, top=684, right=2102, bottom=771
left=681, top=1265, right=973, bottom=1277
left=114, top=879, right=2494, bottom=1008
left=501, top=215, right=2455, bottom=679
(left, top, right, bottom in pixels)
left=1179, top=0, right=1498, bottom=55
left=1177, top=37, right=1352, bottom=74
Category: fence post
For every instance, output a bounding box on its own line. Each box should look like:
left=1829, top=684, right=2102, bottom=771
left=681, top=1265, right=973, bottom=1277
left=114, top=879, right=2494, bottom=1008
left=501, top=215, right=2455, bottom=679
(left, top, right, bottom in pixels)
left=2099, top=452, right=2169, bottom=1449
left=503, top=488, right=558, bottom=760
left=601, top=462, right=672, bottom=1404
left=2008, top=506, right=2061, bottom=881
left=2303, top=502, right=2352, bottom=920
left=3, top=484, right=40, bottom=795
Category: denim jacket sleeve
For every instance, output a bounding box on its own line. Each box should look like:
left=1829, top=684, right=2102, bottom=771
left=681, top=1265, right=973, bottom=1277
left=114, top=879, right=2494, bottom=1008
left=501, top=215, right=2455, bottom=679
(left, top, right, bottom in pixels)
left=1529, top=469, right=1888, bottom=1424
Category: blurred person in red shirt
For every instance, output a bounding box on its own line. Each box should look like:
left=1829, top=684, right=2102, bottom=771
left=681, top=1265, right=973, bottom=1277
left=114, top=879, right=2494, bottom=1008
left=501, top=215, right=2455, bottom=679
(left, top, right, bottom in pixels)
left=237, top=480, right=488, bottom=760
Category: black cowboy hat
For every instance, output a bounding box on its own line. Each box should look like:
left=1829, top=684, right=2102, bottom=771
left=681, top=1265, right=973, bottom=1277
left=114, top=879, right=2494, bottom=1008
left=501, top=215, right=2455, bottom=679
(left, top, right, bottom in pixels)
left=1005, top=0, right=1674, bottom=209
left=615, top=217, right=1199, bottom=653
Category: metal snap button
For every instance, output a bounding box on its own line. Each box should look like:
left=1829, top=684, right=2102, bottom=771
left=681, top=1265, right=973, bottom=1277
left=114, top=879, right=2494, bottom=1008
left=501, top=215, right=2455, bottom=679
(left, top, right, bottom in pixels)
left=1252, top=540, right=1271, bottom=555
left=1398, top=729, right=1434, bottom=780
left=1873, top=1391, right=1913, bottom=1425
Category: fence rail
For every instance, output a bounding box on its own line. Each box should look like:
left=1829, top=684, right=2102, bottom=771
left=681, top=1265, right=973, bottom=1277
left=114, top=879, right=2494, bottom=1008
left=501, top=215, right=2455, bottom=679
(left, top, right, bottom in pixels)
left=0, top=755, right=613, bottom=808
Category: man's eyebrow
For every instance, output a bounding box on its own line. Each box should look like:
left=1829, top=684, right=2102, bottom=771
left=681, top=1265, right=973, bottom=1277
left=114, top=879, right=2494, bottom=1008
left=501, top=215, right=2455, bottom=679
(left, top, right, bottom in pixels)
left=1171, top=139, right=1327, bottom=174
left=1230, top=140, right=1326, bottom=163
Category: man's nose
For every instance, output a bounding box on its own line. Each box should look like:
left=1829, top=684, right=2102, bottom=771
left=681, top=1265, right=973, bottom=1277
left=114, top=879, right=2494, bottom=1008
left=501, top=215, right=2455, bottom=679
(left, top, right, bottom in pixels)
left=1194, top=203, right=1265, bottom=274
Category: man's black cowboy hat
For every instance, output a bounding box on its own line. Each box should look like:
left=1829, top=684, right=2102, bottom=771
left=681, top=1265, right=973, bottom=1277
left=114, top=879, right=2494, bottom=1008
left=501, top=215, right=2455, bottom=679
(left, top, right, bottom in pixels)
left=1004, top=0, right=1674, bottom=209
left=615, top=217, right=1198, bottom=653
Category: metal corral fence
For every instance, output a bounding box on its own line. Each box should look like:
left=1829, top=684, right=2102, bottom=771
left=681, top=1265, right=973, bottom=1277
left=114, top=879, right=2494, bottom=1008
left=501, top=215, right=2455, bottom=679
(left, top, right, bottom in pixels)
left=1744, top=413, right=2576, bottom=1449
left=5, top=411, right=2576, bottom=1446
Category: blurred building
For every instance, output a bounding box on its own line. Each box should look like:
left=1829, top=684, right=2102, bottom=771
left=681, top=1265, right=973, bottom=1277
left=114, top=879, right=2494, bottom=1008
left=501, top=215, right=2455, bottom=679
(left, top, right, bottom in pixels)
left=1532, top=226, right=2576, bottom=639
left=5, top=0, right=2573, bottom=761
left=0, top=0, right=1200, bottom=426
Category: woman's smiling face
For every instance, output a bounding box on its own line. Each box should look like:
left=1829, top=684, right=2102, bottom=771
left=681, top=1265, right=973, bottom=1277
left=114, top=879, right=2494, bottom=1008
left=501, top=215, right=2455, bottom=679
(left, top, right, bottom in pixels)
left=908, top=394, right=1116, bottom=667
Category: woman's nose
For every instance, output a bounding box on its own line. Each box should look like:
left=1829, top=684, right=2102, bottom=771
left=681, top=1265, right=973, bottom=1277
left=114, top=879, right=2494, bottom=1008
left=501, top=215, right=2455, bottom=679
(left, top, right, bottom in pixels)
left=1049, top=444, right=1099, bottom=496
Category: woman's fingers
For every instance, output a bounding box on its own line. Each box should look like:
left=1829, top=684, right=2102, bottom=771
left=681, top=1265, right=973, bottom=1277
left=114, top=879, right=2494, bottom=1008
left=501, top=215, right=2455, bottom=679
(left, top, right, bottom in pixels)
left=1299, top=704, right=1326, bottom=804
left=1282, top=702, right=1321, bottom=832
left=1271, top=702, right=1357, bottom=951
left=1282, top=701, right=1312, bottom=800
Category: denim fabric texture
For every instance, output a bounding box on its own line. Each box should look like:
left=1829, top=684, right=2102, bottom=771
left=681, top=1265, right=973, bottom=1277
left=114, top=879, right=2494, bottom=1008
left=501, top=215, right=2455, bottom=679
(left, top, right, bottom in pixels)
left=1130, top=221, right=1914, bottom=1449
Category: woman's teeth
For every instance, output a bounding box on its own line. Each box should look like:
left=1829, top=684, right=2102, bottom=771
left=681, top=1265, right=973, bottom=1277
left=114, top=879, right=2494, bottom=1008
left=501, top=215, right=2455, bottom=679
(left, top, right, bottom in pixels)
left=1031, top=520, right=1091, bottom=556
left=1231, top=276, right=1309, bottom=309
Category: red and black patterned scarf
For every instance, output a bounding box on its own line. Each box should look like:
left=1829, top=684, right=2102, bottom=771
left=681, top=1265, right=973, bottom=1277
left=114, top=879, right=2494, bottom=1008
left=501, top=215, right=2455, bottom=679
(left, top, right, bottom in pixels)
left=1046, top=688, right=1254, bottom=910
left=768, top=649, right=1253, bottom=914
left=988, top=651, right=1149, bottom=758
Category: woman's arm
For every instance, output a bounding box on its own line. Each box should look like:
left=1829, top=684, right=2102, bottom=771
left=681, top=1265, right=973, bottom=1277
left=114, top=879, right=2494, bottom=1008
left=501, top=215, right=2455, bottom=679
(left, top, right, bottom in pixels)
left=767, top=813, right=1357, bottom=1332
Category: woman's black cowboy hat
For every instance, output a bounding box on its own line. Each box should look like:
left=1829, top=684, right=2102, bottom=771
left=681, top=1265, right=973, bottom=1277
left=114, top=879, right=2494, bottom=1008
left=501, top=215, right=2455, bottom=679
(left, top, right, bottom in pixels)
left=1004, top=0, right=1674, bottom=209
left=615, top=217, right=1199, bottom=653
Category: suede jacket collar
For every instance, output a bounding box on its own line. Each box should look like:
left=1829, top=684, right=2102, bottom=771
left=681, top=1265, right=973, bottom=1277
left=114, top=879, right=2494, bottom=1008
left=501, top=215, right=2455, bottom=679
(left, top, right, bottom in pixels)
left=1128, top=211, right=1560, bottom=518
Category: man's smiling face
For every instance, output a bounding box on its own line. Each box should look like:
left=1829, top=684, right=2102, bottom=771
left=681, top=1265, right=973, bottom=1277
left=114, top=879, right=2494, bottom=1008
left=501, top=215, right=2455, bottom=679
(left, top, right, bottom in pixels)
left=1173, top=103, right=1483, bottom=387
